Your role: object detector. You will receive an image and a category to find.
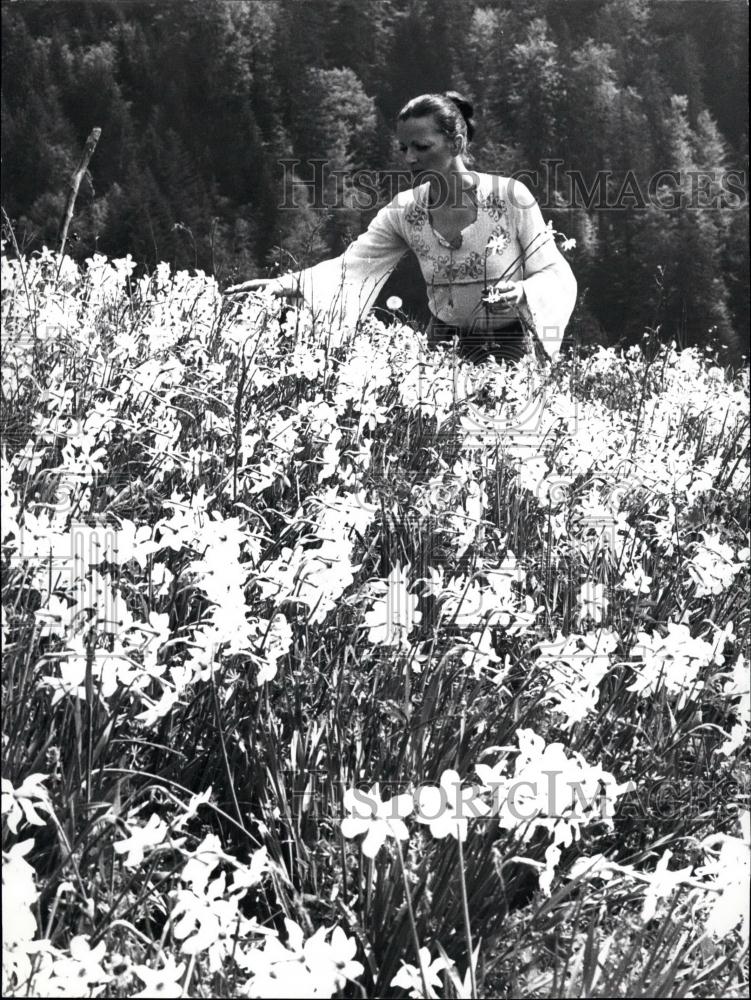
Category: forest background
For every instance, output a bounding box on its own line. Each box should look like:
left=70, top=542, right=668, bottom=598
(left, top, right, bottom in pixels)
left=1, top=0, right=749, bottom=359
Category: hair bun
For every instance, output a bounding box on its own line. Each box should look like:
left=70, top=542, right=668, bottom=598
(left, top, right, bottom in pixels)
left=443, top=91, right=475, bottom=141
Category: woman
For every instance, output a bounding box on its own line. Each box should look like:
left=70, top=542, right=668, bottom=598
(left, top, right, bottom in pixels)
left=228, top=92, right=577, bottom=365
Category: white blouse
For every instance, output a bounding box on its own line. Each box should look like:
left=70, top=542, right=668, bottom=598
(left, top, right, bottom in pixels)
left=291, top=171, right=577, bottom=357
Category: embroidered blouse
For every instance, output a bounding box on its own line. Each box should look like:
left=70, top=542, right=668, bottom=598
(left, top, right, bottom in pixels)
left=290, top=172, right=577, bottom=357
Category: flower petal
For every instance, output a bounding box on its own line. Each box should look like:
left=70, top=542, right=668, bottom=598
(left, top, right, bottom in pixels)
left=387, top=818, right=410, bottom=841
left=415, top=785, right=444, bottom=824
left=341, top=817, right=370, bottom=839
left=361, top=821, right=387, bottom=858
left=387, top=792, right=415, bottom=819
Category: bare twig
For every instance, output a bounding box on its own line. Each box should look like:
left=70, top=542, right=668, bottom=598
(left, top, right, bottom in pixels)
left=58, top=127, right=102, bottom=262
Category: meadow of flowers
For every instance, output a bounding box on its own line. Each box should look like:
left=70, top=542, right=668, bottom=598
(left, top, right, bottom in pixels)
left=1, top=243, right=749, bottom=998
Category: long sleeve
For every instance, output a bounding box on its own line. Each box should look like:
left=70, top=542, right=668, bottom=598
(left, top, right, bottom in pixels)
left=292, top=198, right=409, bottom=334
left=507, top=180, right=577, bottom=359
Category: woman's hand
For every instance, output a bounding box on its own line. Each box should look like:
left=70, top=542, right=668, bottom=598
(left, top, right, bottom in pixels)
left=225, top=274, right=302, bottom=298
left=225, top=277, right=274, bottom=294
left=483, top=279, right=525, bottom=314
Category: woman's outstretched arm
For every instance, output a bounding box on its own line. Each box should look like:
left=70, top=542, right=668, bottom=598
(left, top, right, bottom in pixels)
left=225, top=274, right=302, bottom=296
left=227, top=197, right=409, bottom=331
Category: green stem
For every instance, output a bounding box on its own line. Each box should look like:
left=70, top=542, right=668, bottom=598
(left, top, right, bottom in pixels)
left=395, top=838, right=430, bottom=1000
left=182, top=953, right=196, bottom=995
left=457, top=834, right=477, bottom=999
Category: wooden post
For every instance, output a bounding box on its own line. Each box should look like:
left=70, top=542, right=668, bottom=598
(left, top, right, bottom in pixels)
left=58, top=127, right=102, bottom=259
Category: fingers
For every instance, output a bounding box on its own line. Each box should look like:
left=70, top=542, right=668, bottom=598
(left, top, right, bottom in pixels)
left=495, top=282, right=520, bottom=302
left=482, top=280, right=521, bottom=313
left=486, top=289, right=520, bottom=311
left=225, top=278, right=271, bottom=294
left=225, top=279, right=304, bottom=303
left=483, top=293, right=516, bottom=313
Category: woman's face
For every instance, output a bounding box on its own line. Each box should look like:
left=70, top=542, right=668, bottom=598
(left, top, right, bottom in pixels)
left=396, top=116, right=457, bottom=182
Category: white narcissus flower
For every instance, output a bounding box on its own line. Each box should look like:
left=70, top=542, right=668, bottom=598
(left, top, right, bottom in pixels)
left=240, top=919, right=364, bottom=998
left=341, top=783, right=413, bottom=858
left=34, top=594, right=73, bottom=637
left=627, top=620, right=729, bottom=708
left=363, top=563, right=421, bottom=647
left=45, top=935, right=112, bottom=992
left=327, top=925, right=365, bottom=984
left=232, top=846, right=271, bottom=893
left=688, top=530, right=746, bottom=596
left=621, top=566, right=652, bottom=595
left=42, top=634, right=141, bottom=705
left=1, top=773, right=51, bottom=833
left=2, top=839, right=40, bottom=984
left=694, top=811, right=750, bottom=942
left=107, top=517, right=161, bottom=568
left=171, top=880, right=240, bottom=969
left=180, top=833, right=234, bottom=894
left=474, top=756, right=513, bottom=808
left=113, top=814, right=177, bottom=868
left=131, top=955, right=186, bottom=998
left=134, top=688, right=181, bottom=727
left=390, top=946, right=449, bottom=999
left=244, top=963, right=316, bottom=999
left=640, top=849, right=693, bottom=923
left=715, top=653, right=750, bottom=756
left=132, top=610, right=172, bottom=659
left=302, top=925, right=365, bottom=993
left=40, top=654, right=88, bottom=706
left=533, top=628, right=618, bottom=730
left=415, top=769, right=489, bottom=842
